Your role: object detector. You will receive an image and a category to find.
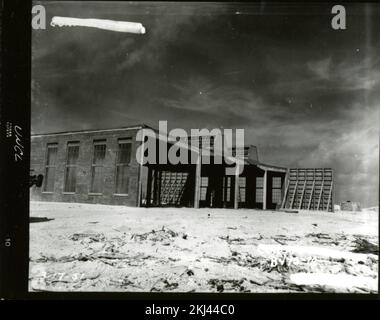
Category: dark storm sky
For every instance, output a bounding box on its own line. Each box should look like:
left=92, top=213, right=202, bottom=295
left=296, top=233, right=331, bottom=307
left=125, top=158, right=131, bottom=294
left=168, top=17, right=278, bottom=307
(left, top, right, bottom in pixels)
left=32, top=2, right=379, bottom=207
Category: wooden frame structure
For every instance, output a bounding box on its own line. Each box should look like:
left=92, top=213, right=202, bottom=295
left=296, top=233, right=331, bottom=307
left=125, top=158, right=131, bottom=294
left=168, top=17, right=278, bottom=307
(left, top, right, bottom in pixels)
left=139, top=132, right=333, bottom=212
left=281, top=168, right=334, bottom=212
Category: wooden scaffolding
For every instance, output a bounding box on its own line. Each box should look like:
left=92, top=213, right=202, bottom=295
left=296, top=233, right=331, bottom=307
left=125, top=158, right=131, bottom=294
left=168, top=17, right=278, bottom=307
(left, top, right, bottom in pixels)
left=146, top=167, right=194, bottom=207
left=281, top=168, right=334, bottom=212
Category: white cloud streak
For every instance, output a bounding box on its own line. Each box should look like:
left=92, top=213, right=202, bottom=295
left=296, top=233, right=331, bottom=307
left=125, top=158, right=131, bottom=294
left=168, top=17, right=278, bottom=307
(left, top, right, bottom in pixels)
left=51, top=16, right=146, bottom=34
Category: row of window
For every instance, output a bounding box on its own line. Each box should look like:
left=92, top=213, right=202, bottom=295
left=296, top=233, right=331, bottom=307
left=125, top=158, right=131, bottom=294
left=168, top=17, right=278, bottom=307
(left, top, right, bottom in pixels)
left=256, top=176, right=282, bottom=204
left=43, top=139, right=132, bottom=195
left=199, top=176, right=282, bottom=204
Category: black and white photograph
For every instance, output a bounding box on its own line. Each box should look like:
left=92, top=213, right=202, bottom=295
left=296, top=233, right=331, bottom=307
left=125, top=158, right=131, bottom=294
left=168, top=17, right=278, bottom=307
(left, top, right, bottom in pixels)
left=27, top=1, right=378, bottom=294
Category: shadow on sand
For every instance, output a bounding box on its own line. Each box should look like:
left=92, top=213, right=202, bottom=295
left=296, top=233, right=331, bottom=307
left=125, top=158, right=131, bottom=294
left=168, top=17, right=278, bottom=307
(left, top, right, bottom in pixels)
left=30, top=217, right=54, bottom=223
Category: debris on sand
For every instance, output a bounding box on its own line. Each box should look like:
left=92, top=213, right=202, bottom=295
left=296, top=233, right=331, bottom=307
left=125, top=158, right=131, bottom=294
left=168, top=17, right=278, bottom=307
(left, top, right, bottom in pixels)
left=186, top=269, right=194, bottom=276
left=29, top=202, right=378, bottom=293
left=163, top=279, right=179, bottom=290
left=34, top=253, right=95, bottom=263
left=216, top=284, right=224, bottom=292
left=272, top=234, right=300, bottom=245
left=219, top=234, right=263, bottom=244
left=69, top=233, right=105, bottom=242
left=208, top=278, right=248, bottom=293
left=219, top=235, right=245, bottom=244
left=109, top=276, right=143, bottom=289
left=255, top=234, right=264, bottom=241
left=204, top=252, right=262, bottom=268
left=352, top=237, right=378, bottom=255
left=150, top=278, right=179, bottom=292
left=131, top=226, right=179, bottom=242
left=305, top=233, right=331, bottom=239
left=284, top=210, right=299, bottom=213
left=109, top=277, right=134, bottom=287
left=304, top=232, right=349, bottom=246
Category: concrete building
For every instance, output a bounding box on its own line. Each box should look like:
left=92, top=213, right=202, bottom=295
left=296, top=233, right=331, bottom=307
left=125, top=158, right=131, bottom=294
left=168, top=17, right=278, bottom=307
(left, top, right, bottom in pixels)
left=30, top=125, right=334, bottom=211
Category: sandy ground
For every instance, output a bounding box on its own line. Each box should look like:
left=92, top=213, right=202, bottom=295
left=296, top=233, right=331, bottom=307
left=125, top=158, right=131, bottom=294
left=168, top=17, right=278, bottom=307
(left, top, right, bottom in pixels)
left=29, top=201, right=378, bottom=293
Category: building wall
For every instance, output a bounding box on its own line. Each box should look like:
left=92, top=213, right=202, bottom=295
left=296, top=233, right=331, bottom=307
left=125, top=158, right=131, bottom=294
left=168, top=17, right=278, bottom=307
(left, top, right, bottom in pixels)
left=30, top=128, right=142, bottom=206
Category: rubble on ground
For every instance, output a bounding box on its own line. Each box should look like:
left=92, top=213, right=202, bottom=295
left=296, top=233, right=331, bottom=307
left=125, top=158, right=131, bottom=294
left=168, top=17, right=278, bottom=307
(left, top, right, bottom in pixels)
left=29, top=203, right=379, bottom=293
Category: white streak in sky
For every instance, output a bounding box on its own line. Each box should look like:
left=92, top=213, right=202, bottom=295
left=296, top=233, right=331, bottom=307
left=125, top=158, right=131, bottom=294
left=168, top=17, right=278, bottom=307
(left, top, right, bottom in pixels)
left=51, top=16, right=146, bottom=34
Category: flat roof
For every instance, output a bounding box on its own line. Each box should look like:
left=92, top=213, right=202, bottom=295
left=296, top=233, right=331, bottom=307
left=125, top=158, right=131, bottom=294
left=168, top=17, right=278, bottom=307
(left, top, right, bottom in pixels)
left=31, top=125, right=287, bottom=172
left=31, top=124, right=152, bottom=138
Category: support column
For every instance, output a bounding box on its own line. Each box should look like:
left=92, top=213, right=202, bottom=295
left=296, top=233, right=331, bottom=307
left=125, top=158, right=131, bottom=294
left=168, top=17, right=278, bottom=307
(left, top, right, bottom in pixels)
left=137, top=139, right=145, bottom=207
left=157, top=170, right=162, bottom=206
left=234, top=164, right=240, bottom=209
left=152, top=169, right=157, bottom=205
left=194, top=154, right=201, bottom=208
left=223, top=177, right=227, bottom=207
left=146, top=167, right=152, bottom=207
left=234, top=176, right=239, bottom=209
left=263, top=170, right=267, bottom=210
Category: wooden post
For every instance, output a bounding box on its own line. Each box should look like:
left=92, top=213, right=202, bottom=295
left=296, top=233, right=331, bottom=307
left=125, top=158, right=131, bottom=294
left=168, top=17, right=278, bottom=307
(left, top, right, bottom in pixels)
left=234, top=171, right=239, bottom=209
left=152, top=169, right=157, bottom=205
left=281, top=179, right=289, bottom=209
left=317, top=180, right=324, bottom=211
left=158, top=170, right=162, bottom=206
left=290, top=180, right=298, bottom=209
left=326, top=182, right=333, bottom=212
left=194, top=154, right=201, bottom=208
left=298, top=181, right=307, bottom=210
left=223, top=176, right=227, bottom=206
left=263, top=170, right=267, bottom=210
left=146, top=167, right=152, bottom=207
left=137, top=140, right=144, bottom=207
left=308, top=180, right=315, bottom=210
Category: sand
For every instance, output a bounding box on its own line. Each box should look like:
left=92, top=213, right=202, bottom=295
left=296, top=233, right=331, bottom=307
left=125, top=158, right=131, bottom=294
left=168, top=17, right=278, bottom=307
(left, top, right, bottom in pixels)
left=29, top=201, right=378, bottom=293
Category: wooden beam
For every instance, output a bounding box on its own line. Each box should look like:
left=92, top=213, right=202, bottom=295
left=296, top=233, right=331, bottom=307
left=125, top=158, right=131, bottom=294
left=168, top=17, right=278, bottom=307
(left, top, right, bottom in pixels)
left=257, top=164, right=286, bottom=173
left=152, top=169, right=157, bottom=205
left=136, top=141, right=144, bottom=207
left=234, top=174, right=239, bottom=209
left=290, top=180, right=298, bottom=209
left=298, top=181, right=307, bottom=210
left=263, top=170, right=267, bottom=210
left=194, top=154, right=201, bottom=208
left=281, top=172, right=289, bottom=209
left=280, top=180, right=289, bottom=209
left=317, top=180, right=325, bottom=211
left=223, top=177, right=227, bottom=206
left=326, top=182, right=333, bottom=212
left=158, top=170, right=162, bottom=206
left=146, top=167, right=152, bottom=207
left=307, top=180, right=315, bottom=210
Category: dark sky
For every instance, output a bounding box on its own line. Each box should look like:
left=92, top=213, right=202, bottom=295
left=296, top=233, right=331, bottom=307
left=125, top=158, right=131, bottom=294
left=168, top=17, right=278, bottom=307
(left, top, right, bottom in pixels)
left=32, top=2, right=379, bottom=207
